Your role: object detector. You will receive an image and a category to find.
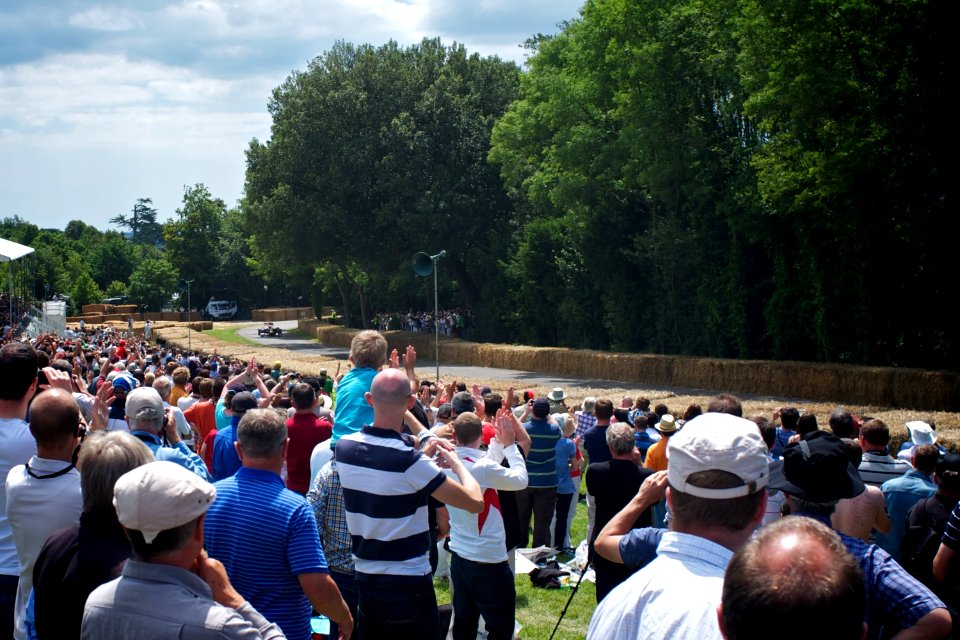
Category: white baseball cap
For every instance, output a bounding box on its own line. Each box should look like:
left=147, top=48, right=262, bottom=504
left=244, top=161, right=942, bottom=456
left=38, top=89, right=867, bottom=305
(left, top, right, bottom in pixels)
left=667, top=412, right=769, bottom=499
left=113, top=461, right=216, bottom=543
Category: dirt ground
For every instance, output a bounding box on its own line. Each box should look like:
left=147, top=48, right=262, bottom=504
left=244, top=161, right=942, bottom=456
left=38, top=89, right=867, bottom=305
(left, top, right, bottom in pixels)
left=160, top=323, right=960, bottom=451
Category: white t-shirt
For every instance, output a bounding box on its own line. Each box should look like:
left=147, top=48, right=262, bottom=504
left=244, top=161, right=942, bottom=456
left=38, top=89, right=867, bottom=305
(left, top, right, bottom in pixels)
left=0, top=418, right=37, bottom=576
left=444, top=443, right=528, bottom=563
left=5, top=457, right=82, bottom=639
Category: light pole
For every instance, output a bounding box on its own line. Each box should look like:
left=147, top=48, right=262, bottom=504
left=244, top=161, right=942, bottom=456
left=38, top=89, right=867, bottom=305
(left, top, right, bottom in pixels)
left=412, top=250, right=446, bottom=384
left=185, top=279, right=194, bottom=352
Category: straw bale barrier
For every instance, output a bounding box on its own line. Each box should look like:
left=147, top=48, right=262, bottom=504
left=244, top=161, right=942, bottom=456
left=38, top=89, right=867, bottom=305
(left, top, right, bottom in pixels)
left=81, top=304, right=109, bottom=314
left=115, top=305, right=138, bottom=314
left=298, top=322, right=958, bottom=411
left=251, top=307, right=313, bottom=322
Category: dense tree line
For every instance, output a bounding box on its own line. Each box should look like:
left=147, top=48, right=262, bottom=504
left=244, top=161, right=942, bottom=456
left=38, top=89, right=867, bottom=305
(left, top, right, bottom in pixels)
left=243, top=1, right=954, bottom=369
left=1, top=184, right=265, bottom=315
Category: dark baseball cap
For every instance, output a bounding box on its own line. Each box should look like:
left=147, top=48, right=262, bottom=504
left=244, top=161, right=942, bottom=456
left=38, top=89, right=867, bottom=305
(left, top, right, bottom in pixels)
left=231, top=391, right=258, bottom=415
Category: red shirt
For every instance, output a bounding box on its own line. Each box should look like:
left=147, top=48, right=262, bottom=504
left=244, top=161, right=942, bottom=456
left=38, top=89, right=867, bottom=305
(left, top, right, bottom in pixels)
left=285, top=412, right=333, bottom=493
left=201, top=428, right=218, bottom=475
left=481, top=421, right=496, bottom=446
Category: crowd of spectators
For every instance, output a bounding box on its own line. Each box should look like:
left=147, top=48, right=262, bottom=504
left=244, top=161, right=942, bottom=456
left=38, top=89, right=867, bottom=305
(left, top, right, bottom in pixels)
left=373, top=308, right=472, bottom=338
left=1, top=322, right=958, bottom=640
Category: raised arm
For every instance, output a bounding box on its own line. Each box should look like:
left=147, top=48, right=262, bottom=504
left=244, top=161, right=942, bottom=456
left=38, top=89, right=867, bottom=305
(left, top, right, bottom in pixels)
left=594, top=471, right=668, bottom=564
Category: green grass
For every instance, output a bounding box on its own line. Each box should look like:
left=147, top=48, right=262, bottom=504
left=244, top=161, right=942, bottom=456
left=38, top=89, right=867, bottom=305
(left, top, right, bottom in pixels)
left=201, top=327, right=260, bottom=346
left=434, top=495, right=595, bottom=640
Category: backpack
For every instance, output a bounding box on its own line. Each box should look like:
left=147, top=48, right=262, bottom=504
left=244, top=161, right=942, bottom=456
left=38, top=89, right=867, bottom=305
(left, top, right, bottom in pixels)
left=900, top=495, right=960, bottom=610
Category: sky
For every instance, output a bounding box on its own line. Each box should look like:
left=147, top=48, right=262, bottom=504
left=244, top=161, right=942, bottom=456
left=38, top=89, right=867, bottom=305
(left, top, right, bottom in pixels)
left=0, top=0, right=584, bottom=232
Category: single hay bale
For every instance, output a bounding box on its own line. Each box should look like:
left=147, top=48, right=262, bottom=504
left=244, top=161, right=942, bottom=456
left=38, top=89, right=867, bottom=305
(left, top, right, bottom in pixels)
left=81, top=304, right=107, bottom=315
left=114, top=305, right=138, bottom=314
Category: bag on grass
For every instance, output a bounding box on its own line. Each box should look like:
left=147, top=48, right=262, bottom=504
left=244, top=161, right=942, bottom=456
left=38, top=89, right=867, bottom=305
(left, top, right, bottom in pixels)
left=529, top=561, right=569, bottom=589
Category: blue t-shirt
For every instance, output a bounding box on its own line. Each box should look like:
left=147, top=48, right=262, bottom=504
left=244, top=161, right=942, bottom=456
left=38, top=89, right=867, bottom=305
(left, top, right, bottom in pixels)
left=555, top=438, right=577, bottom=494
left=331, top=367, right=378, bottom=447
left=212, top=416, right=242, bottom=481
left=204, top=467, right=329, bottom=640
left=619, top=527, right=665, bottom=570
left=583, top=423, right=612, bottom=465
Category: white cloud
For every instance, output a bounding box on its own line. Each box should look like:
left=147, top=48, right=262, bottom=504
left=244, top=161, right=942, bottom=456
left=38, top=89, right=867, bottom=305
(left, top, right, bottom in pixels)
left=0, top=53, right=272, bottom=152
left=68, top=6, right=142, bottom=32
left=1, top=0, right=585, bottom=228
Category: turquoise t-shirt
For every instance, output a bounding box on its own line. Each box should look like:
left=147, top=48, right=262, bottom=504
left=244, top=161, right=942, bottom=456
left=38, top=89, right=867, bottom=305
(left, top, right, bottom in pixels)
left=330, top=367, right=377, bottom=447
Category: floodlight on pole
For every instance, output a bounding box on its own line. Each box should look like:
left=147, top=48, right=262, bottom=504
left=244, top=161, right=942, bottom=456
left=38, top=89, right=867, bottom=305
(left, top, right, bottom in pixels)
left=412, top=250, right=446, bottom=383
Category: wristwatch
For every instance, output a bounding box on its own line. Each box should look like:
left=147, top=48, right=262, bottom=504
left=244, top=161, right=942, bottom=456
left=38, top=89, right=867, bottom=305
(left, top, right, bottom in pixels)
left=418, top=431, right=435, bottom=449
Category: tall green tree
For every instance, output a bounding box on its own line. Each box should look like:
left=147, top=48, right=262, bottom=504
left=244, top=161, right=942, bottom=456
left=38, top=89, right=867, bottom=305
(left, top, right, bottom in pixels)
left=244, top=38, right=520, bottom=329
left=110, top=198, right=163, bottom=246
left=490, top=0, right=762, bottom=355
left=127, top=255, right=178, bottom=311
left=163, top=184, right=227, bottom=305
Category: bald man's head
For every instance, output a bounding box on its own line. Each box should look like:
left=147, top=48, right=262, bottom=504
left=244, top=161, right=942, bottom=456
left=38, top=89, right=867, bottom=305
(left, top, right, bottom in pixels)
left=721, top=516, right=864, bottom=640
left=29, top=388, right=82, bottom=449
left=368, top=368, right=414, bottom=412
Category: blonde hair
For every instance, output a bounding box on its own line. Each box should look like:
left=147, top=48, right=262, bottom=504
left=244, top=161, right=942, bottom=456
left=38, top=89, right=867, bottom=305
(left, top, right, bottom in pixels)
left=350, top=330, right=388, bottom=369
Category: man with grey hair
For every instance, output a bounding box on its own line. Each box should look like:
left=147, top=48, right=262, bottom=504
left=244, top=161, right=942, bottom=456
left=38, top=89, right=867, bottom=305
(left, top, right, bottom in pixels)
left=204, top=409, right=353, bottom=640
left=585, top=422, right=654, bottom=602
left=125, top=387, right=211, bottom=482
left=588, top=412, right=770, bottom=639
left=82, top=461, right=284, bottom=639
left=152, top=376, right=195, bottom=449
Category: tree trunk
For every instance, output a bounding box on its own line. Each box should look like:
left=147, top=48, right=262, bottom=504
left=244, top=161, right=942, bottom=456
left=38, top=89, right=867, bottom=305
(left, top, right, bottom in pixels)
left=445, top=256, right=479, bottom=313
left=358, top=286, right=370, bottom=329
left=336, top=280, right=352, bottom=328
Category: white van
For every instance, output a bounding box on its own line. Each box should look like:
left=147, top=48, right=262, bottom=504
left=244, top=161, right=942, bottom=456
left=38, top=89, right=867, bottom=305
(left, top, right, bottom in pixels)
left=204, top=298, right=238, bottom=320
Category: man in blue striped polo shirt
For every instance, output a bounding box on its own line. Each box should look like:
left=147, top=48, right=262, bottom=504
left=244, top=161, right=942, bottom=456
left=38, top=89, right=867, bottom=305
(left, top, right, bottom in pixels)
left=204, top=409, right=353, bottom=640
left=517, top=397, right=561, bottom=548
left=337, top=368, right=484, bottom=640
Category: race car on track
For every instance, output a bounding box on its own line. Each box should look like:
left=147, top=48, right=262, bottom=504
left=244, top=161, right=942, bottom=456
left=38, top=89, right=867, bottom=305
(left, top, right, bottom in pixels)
left=257, top=322, right=282, bottom=337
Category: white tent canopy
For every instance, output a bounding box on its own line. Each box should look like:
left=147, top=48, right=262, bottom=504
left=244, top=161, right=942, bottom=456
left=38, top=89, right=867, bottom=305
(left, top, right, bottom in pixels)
left=1, top=237, right=35, bottom=262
